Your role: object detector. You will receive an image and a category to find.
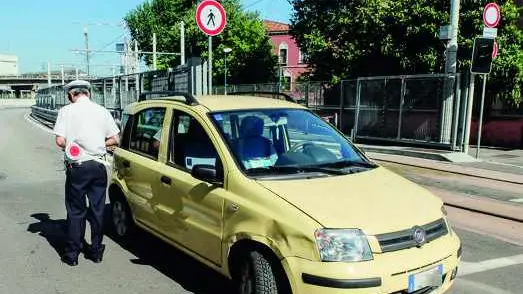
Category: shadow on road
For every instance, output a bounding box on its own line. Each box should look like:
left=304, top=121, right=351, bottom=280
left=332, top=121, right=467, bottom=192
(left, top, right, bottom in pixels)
left=26, top=213, right=66, bottom=257
left=102, top=205, right=234, bottom=294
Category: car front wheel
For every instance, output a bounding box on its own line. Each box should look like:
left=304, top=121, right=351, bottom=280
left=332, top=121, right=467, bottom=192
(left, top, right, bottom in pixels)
left=236, top=250, right=279, bottom=294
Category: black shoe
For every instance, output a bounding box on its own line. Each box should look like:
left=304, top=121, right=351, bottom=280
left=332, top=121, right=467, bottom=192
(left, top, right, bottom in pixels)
left=61, top=255, right=79, bottom=266
left=84, top=244, right=105, bottom=263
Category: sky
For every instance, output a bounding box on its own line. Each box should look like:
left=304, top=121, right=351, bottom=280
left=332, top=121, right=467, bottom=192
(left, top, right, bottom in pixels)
left=0, top=0, right=292, bottom=76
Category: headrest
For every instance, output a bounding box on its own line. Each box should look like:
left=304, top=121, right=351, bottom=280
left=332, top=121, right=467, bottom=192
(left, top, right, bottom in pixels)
left=240, top=116, right=264, bottom=137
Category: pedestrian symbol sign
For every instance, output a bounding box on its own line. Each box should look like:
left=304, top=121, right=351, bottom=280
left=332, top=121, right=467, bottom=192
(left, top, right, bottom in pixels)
left=196, top=0, right=227, bottom=36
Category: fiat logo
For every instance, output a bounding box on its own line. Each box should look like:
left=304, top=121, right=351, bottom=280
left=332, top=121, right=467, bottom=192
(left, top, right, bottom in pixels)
left=412, top=226, right=426, bottom=246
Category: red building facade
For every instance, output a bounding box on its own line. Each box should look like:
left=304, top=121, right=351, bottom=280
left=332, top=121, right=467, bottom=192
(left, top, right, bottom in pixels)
left=263, top=20, right=309, bottom=91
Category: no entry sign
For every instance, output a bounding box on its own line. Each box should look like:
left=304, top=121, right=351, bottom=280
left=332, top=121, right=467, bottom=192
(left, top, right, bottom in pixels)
left=483, top=3, right=501, bottom=28
left=196, top=0, right=227, bottom=36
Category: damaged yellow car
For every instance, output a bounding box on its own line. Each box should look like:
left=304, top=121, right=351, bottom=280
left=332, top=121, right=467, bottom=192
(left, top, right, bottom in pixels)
left=109, top=91, right=461, bottom=294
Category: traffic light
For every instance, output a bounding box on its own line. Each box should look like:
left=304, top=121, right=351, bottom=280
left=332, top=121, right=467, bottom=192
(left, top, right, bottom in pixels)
left=470, top=37, right=495, bottom=74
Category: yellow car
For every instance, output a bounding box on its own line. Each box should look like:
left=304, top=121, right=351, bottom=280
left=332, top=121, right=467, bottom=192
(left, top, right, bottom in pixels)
left=109, top=91, right=461, bottom=294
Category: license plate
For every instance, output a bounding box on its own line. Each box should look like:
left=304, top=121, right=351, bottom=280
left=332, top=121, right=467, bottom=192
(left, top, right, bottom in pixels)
left=408, top=264, right=443, bottom=293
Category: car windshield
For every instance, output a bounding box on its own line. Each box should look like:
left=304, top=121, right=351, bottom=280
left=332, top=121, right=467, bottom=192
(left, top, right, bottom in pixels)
left=210, top=108, right=376, bottom=176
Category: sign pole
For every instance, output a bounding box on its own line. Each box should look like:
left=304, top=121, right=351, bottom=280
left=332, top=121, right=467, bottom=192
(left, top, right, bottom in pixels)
left=463, top=73, right=475, bottom=155
left=475, top=74, right=487, bottom=159
left=208, top=36, right=212, bottom=95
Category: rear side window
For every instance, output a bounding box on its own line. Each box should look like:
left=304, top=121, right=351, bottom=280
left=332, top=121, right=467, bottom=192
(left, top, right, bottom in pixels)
left=120, top=113, right=133, bottom=150
left=129, top=108, right=166, bottom=159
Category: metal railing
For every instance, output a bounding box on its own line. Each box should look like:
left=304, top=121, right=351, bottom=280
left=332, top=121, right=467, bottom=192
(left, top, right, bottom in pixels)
left=32, top=68, right=464, bottom=150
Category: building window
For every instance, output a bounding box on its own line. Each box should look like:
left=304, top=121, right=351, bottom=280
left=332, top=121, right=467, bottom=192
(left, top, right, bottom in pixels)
left=278, top=43, right=288, bottom=65
left=298, top=50, right=309, bottom=64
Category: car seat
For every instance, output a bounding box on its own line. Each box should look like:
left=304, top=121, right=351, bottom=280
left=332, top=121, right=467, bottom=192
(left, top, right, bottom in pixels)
left=233, top=116, right=277, bottom=168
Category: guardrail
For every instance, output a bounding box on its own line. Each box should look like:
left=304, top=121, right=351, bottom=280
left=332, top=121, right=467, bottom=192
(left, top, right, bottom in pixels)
left=30, top=105, right=122, bottom=129
left=31, top=105, right=58, bottom=123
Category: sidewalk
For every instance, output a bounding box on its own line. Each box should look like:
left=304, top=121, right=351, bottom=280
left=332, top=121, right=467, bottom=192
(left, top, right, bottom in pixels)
left=360, top=144, right=523, bottom=176
left=358, top=144, right=523, bottom=223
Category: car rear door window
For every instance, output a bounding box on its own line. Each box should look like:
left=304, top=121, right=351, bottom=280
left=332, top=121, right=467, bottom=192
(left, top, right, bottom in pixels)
left=129, top=107, right=166, bottom=159
left=169, top=111, right=218, bottom=171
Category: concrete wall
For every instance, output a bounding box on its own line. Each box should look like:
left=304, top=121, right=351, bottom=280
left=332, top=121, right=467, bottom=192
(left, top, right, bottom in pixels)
left=0, top=54, right=18, bottom=76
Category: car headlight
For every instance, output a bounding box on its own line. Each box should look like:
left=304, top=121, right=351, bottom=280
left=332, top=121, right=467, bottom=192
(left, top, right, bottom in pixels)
left=314, top=229, right=373, bottom=262
left=441, top=205, right=454, bottom=236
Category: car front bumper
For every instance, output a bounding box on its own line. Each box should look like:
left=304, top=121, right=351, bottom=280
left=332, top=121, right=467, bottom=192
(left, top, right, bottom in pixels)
left=282, top=233, right=461, bottom=294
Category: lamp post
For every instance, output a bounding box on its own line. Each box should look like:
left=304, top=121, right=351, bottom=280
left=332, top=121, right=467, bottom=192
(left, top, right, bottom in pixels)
left=223, top=47, right=232, bottom=95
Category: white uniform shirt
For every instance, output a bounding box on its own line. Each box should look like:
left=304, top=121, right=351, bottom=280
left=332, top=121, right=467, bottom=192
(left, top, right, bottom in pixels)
left=53, top=96, right=119, bottom=162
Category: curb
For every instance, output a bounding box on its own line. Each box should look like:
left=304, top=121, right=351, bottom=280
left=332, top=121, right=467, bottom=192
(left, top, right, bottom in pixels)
left=361, top=146, right=450, bottom=162
left=426, top=186, right=523, bottom=223
left=368, top=152, right=523, bottom=185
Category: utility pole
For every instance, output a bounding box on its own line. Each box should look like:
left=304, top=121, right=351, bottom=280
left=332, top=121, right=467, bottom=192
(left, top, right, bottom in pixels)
left=180, top=22, right=185, bottom=65
left=84, top=26, right=90, bottom=77
left=61, top=65, right=65, bottom=85
left=440, top=0, right=461, bottom=144
left=152, top=33, right=157, bottom=70
left=134, top=40, right=139, bottom=73
left=47, top=61, right=51, bottom=86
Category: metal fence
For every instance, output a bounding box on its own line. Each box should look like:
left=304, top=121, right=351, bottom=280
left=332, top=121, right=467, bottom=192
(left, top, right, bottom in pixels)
left=293, top=74, right=463, bottom=150
left=33, top=67, right=464, bottom=150
left=34, top=66, right=192, bottom=122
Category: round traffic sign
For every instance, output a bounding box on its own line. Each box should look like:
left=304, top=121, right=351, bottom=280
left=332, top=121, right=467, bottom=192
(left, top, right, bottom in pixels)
left=483, top=3, right=501, bottom=28
left=196, top=0, right=227, bottom=36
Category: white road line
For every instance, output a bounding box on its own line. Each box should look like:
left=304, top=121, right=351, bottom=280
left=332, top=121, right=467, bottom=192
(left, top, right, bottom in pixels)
left=485, top=160, right=523, bottom=170
left=452, top=279, right=515, bottom=294
left=458, top=254, right=523, bottom=276
left=24, top=111, right=53, bottom=134
left=509, top=198, right=523, bottom=203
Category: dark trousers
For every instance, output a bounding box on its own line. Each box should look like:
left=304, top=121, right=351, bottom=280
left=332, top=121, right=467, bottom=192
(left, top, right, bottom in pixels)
left=64, top=160, right=107, bottom=258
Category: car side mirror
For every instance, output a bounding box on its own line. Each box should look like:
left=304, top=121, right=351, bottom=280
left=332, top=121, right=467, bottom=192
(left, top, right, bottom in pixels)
left=191, top=164, right=223, bottom=186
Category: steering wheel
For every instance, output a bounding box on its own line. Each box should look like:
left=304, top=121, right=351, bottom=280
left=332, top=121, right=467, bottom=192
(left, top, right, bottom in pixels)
left=289, top=142, right=316, bottom=153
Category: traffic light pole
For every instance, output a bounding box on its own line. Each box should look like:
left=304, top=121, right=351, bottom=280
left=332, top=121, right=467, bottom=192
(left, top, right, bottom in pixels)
left=476, top=74, right=487, bottom=158
left=440, top=0, right=461, bottom=144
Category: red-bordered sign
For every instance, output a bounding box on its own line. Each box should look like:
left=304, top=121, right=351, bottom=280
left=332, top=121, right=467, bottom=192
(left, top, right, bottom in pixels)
left=196, top=0, right=227, bottom=36
left=492, top=40, right=498, bottom=59
left=483, top=3, right=501, bottom=28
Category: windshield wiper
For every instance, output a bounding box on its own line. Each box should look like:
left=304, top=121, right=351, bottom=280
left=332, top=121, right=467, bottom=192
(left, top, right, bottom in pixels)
left=317, top=159, right=378, bottom=169
left=245, top=165, right=347, bottom=175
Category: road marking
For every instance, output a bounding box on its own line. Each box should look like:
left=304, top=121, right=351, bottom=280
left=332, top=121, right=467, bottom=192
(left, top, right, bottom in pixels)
left=485, top=160, right=523, bottom=170
left=452, top=279, right=515, bottom=294
left=24, top=111, right=53, bottom=134
left=509, top=198, right=523, bottom=203
left=458, top=254, right=523, bottom=276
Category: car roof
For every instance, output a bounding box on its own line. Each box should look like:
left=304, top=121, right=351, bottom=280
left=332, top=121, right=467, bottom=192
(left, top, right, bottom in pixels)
left=127, top=94, right=306, bottom=113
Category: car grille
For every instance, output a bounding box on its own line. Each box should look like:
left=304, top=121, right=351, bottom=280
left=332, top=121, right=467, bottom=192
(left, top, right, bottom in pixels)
left=376, top=218, right=448, bottom=253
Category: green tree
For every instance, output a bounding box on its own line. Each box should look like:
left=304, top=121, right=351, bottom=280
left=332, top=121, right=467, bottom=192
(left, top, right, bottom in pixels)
left=125, top=0, right=277, bottom=85
left=290, top=0, right=523, bottom=104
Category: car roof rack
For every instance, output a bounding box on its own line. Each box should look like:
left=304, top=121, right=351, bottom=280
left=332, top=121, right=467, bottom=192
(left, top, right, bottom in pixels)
left=228, top=91, right=296, bottom=103
left=138, top=91, right=199, bottom=106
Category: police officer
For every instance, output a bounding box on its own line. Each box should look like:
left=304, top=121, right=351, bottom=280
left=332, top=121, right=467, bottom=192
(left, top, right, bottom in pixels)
left=53, top=80, right=120, bottom=266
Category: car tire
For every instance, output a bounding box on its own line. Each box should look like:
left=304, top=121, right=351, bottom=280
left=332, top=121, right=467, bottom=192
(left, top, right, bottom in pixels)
left=110, top=195, right=134, bottom=241
left=235, top=250, right=279, bottom=294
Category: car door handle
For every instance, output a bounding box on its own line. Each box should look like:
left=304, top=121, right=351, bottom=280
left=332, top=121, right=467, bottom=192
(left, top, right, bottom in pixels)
left=122, top=160, right=131, bottom=168
left=161, top=175, right=172, bottom=185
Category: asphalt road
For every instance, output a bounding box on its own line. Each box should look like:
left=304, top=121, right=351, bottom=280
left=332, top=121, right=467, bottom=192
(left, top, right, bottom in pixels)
left=1, top=107, right=522, bottom=294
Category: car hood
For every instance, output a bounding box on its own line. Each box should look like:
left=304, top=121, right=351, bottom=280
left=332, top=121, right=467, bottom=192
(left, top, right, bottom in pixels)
left=257, top=166, right=443, bottom=235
